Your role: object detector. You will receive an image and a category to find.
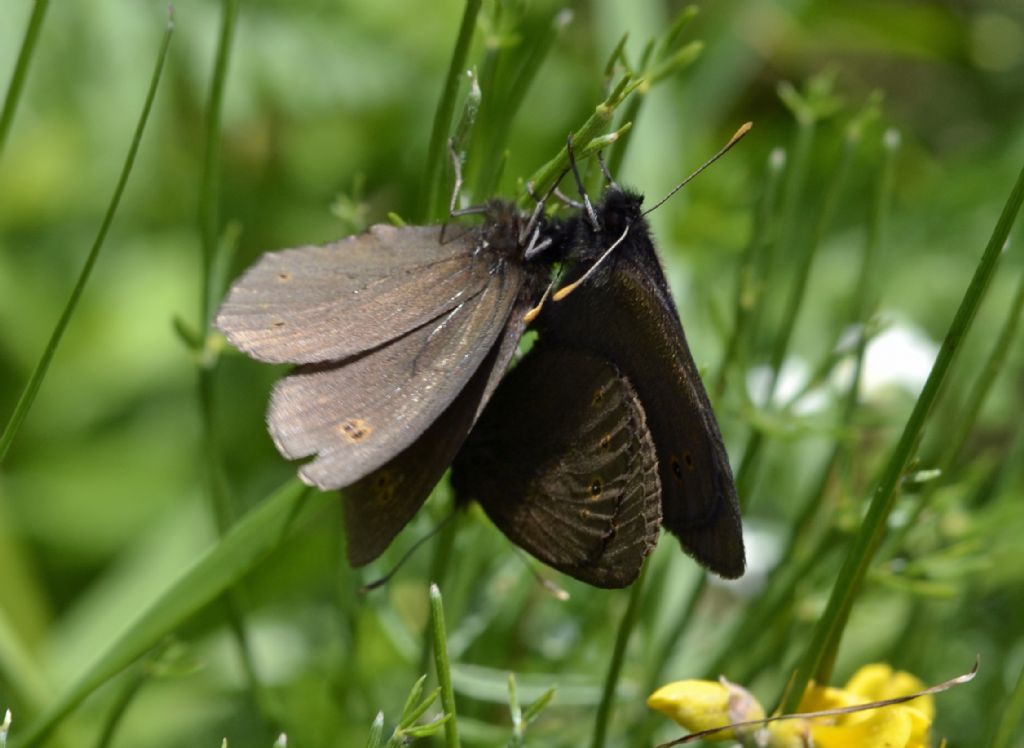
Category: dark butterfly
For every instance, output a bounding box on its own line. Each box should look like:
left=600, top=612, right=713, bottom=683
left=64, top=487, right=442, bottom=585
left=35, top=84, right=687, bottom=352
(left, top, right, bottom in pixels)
left=452, top=139, right=748, bottom=585
left=216, top=199, right=561, bottom=565
left=219, top=128, right=747, bottom=588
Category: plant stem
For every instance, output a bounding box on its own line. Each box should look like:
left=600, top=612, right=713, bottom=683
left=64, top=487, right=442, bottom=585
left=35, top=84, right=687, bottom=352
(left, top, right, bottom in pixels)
left=471, top=9, right=570, bottom=201
left=199, top=0, right=240, bottom=329
left=194, top=0, right=272, bottom=731
left=420, top=516, right=457, bottom=676
left=93, top=660, right=151, bottom=748
left=886, top=264, right=1024, bottom=558
left=421, top=0, right=483, bottom=222
left=715, top=147, right=787, bottom=397
left=591, top=565, right=647, bottom=748
left=0, top=11, right=173, bottom=463
left=429, top=584, right=461, bottom=748
left=18, top=480, right=317, bottom=747
left=0, top=0, right=50, bottom=162
left=732, top=116, right=817, bottom=503
left=780, top=159, right=1024, bottom=713
left=990, top=659, right=1024, bottom=748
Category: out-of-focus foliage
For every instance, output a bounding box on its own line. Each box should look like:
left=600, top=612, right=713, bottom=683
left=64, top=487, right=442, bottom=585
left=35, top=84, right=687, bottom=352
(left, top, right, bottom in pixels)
left=1, top=1, right=1023, bottom=746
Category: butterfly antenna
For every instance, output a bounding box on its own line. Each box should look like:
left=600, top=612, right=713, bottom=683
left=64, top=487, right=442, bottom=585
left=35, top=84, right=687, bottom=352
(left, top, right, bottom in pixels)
left=360, top=513, right=456, bottom=593
left=567, top=133, right=600, bottom=231
left=642, top=122, right=753, bottom=218
left=512, top=547, right=571, bottom=601
left=552, top=222, right=631, bottom=302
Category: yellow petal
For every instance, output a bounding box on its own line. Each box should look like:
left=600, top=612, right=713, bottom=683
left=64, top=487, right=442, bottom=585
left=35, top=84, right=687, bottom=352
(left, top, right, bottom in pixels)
left=799, top=683, right=862, bottom=714
left=845, top=664, right=934, bottom=722
left=811, top=706, right=913, bottom=748
left=905, top=705, right=933, bottom=747
left=765, top=718, right=812, bottom=748
left=647, top=679, right=764, bottom=740
left=845, top=664, right=897, bottom=699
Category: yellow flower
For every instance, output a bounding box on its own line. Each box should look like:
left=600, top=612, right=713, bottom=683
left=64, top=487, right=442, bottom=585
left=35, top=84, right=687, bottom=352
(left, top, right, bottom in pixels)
left=800, top=663, right=934, bottom=748
left=647, top=678, right=764, bottom=742
left=649, top=663, right=935, bottom=748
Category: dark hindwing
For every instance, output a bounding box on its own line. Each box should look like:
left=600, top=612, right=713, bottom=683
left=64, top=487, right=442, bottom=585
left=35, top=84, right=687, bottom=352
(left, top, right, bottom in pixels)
left=215, top=224, right=492, bottom=364
left=539, top=206, right=744, bottom=578
left=452, top=344, right=662, bottom=588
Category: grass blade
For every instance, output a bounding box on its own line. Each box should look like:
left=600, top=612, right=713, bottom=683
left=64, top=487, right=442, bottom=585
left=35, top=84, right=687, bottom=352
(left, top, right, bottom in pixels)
left=470, top=8, right=571, bottom=201
left=16, top=480, right=321, bottom=747
left=0, top=0, right=50, bottom=162
left=191, top=0, right=271, bottom=731
left=199, top=0, right=241, bottom=329
left=780, top=158, right=1024, bottom=713
left=429, top=584, right=460, bottom=748
left=0, top=10, right=174, bottom=463
left=420, top=0, right=483, bottom=222
left=715, top=146, right=787, bottom=396
left=885, top=262, right=1024, bottom=559
left=365, top=713, right=384, bottom=748
left=590, top=564, right=647, bottom=748
left=990, top=660, right=1024, bottom=748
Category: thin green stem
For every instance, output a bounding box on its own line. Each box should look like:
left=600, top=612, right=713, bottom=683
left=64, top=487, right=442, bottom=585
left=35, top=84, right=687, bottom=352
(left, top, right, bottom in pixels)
left=715, top=147, right=787, bottom=397
left=429, top=584, right=460, bottom=748
left=472, top=9, right=569, bottom=201
left=421, top=0, right=483, bottom=222
left=634, top=572, right=706, bottom=747
left=93, top=660, right=151, bottom=748
left=365, top=713, right=384, bottom=748
left=199, top=0, right=240, bottom=329
left=524, top=74, right=642, bottom=203
left=705, top=529, right=839, bottom=681
left=590, top=565, right=647, bottom=748
left=990, top=659, right=1024, bottom=748
left=0, top=0, right=50, bottom=162
left=0, top=13, right=174, bottom=464
left=605, top=7, right=701, bottom=179
left=18, top=480, right=317, bottom=747
left=194, top=0, right=270, bottom=730
left=732, top=118, right=817, bottom=503
left=887, top=264, right=1024, bottom=557
left=780, top=159, right=1024, bottom=713
left=778, top=126, right=897, bottom=411
left=851, top=128, right=897, bottom=323
left=419, top=516, right=457, bottom=677
left=769, top=128, right=858, bottom=405
left=647, top=574, right=705, bottom=688
left=753, top=128, right=894, bottom=614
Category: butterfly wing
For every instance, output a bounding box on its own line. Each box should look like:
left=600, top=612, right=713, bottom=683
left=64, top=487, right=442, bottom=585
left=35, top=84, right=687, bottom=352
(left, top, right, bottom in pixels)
left=614, top=257, right=744, bottom=577
left=341, top=296, right=533, bottom=566
left=268, top=254, right=525, bottom=490
left=540, top=212, right=745, bottom=579
left=451, top=343, right=662, bottom=588
left=216, top=224, right=493, bottom=364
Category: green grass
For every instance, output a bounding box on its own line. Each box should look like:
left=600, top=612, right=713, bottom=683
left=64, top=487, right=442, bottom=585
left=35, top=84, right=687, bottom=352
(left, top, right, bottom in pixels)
left=2, top=2, right=1024, bottom=747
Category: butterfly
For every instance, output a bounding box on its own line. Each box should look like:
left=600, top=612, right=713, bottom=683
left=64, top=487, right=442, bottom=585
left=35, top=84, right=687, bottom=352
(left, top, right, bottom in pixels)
left=219, top=127, right=749, bottom=587
left=216, top=199, right=563, bottom=565
left=452, top=182, right=745, bottom=587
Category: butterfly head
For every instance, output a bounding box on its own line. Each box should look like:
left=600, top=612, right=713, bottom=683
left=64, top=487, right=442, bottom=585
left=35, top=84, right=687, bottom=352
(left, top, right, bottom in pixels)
left=571, top=187, right=649, bottom=265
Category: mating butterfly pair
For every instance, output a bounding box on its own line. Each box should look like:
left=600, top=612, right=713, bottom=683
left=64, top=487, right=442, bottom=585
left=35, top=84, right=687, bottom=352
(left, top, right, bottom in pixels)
left=216, top=140, right=746, bottom=588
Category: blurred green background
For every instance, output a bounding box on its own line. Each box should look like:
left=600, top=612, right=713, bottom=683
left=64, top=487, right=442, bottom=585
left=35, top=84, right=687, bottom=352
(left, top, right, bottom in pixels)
left=1, top=0, right=1023, bottom=746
